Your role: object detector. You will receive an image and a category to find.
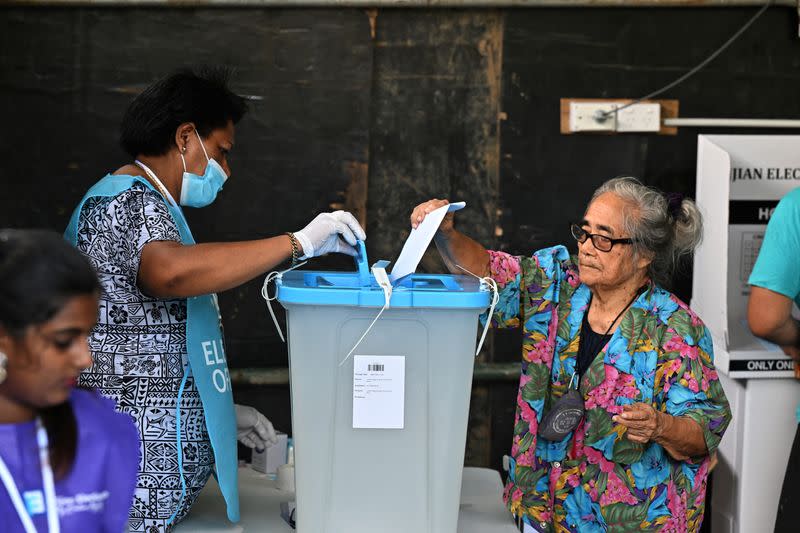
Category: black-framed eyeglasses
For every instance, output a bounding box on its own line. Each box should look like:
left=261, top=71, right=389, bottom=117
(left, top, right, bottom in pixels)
left=570, top=223, right=633, bottom=252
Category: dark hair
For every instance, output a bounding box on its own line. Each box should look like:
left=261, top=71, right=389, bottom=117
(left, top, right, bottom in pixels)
left=119, top=66, right=248, bottom=158
left=0, top=229, right=101, bottom=479
left=0, top=229, right=101, bottom=333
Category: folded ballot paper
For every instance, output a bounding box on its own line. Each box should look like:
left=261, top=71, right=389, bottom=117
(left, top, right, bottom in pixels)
left=388, top=201, right=465, bottom=284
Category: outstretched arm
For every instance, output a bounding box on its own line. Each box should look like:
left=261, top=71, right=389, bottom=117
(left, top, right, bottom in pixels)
left=410, top=198, right=490, bottom=277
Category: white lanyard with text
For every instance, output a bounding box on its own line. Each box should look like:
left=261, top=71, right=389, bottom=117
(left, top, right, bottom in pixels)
left=0, top=418, right=60, bottom=533
left=134, top=160, right=179, bottom=208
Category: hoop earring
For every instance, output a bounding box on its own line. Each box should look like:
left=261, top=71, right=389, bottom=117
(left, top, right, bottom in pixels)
left=0, top=351, right=7, bottom=385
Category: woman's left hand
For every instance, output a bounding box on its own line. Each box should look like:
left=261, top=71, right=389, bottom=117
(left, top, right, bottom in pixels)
left=235, top=404, right=278, bottom=452
left=612, top=402, right=665, bottom=444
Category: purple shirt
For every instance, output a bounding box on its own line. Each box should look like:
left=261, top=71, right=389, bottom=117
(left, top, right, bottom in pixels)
left=0, top=389, right=139, bottom=532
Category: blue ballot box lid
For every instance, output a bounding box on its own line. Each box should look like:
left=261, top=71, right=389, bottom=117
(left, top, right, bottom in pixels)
left=276, top=241, right=490, bottom=309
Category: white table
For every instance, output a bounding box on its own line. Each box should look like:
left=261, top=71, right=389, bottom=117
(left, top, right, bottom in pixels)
left=177, top=466, right=519, bottom=533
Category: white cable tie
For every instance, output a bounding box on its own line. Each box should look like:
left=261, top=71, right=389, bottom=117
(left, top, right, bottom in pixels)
left=338, top=264, right=392, bottom=367
left=261, top=261, right=308, bottom=343
left=455, top=264, right=499, bottom=357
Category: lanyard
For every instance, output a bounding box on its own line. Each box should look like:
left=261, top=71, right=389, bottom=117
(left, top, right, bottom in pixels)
left=572, top=285, right=647, bottom=387
left=134, top=160, right=179, bottom=208
left=0, top=418, right=60, bottom=533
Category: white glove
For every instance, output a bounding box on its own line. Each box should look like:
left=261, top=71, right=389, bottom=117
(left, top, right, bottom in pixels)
left=294, top=211, right=366, bottom=259
left=234, top=404, right=278, bottom=452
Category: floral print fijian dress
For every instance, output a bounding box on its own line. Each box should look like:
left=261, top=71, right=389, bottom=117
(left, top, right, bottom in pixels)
left=75, top=182, right=214, bottom=532
left=488, top=246, right=731, bottom=533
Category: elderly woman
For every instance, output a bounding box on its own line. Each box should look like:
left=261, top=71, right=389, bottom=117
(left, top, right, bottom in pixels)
left=411, top=177, right=731, bottom=532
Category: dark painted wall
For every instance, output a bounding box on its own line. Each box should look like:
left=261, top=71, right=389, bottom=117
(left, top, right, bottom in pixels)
left=2, top=7, right=799, bottom=479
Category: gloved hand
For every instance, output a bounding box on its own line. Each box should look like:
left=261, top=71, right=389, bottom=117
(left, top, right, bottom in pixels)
left=234, top=404, right=278, bottom=452
left=294, top=211, right=366, bottom=259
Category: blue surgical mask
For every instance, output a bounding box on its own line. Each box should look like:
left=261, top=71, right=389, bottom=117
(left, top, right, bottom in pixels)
left=179, top=129, right=228, bottom=208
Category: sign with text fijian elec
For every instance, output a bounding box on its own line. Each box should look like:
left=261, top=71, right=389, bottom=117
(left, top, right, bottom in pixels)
left=727, top=159, right=800, bottom=316
left=728, top=167, right=800, bottom=222
left=726, top=166, right=798, bottom=281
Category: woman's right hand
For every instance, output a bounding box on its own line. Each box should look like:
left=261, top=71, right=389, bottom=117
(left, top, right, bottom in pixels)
left=410, top=198, right=489, bottom=277
left=410, top=198, right=454, bottom=233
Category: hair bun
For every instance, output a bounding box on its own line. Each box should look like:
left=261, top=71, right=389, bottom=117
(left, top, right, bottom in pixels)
left=664, top=192, right=685, bottom=220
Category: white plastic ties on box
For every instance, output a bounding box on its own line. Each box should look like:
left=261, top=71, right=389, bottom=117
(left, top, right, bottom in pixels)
left=455, top=264, right=499, bottom=356
left=338, top=262, right=392, bottom=367
left=261, top=261, right=308, bottom=343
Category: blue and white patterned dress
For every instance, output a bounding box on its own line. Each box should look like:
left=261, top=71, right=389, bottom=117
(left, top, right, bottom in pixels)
left=75, top=181, right=214, bottom=532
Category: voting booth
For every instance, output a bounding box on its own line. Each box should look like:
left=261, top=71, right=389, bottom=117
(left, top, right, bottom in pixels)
left=691, top=135, right=800, bottom=532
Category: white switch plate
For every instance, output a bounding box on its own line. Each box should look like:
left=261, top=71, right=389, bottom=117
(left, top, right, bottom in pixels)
left=616, top=103, right=661, bottom=132
left=569, top=102, right=661, bottom=133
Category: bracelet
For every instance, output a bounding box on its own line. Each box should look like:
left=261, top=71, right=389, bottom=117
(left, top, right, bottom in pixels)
left=285, top=232, right=299, bottom=266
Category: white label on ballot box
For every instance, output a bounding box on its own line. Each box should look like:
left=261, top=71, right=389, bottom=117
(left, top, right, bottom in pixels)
left=353, top=355, right=405, bottom=429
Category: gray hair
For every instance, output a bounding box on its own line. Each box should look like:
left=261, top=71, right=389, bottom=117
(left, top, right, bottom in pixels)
left=590, top=176, right=703, bottom=287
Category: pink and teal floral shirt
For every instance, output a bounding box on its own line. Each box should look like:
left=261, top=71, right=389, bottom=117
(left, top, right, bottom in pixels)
left=489, top=246, right=731, bottom=533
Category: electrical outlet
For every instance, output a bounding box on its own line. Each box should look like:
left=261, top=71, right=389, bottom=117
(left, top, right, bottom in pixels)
left=569, top=101, right=661, bottom=133
left=569, top=102, right=617, bottom=132
left=615, top=103, right=661, bottom=132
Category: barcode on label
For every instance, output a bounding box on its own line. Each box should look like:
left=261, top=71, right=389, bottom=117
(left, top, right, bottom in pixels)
left=368, top=364, right=385, bottom=372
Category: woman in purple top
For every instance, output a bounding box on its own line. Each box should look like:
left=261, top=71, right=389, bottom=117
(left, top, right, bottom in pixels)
left=0, top=229, right=139, bottom=532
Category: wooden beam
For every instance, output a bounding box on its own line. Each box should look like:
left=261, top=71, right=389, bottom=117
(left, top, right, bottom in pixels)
left=230, top=362, right=521, bottom=386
